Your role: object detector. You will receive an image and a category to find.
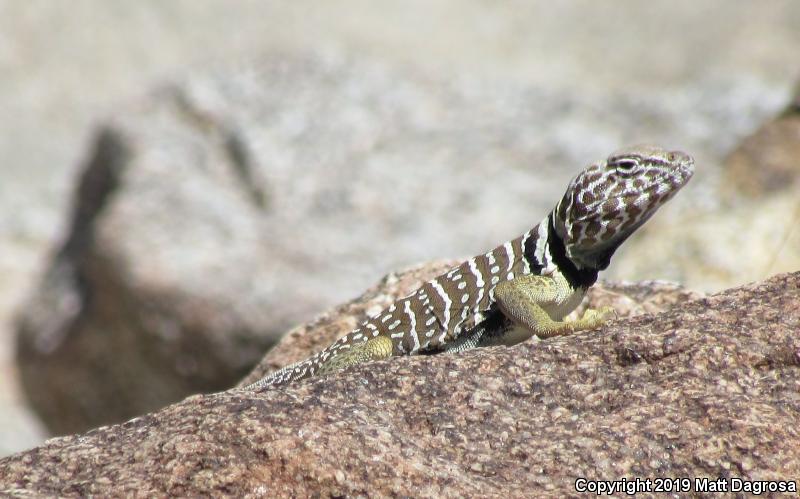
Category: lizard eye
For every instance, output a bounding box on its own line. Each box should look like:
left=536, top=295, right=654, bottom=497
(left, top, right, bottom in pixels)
left=612, top=158, right=640, bottom=176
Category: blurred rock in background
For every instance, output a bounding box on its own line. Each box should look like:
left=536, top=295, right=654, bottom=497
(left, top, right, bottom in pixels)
left=2, top=1, right=800, bottom=454
left=723, top=84, right=800, bottom=199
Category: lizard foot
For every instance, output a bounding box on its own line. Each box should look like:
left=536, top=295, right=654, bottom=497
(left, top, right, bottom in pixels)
left=577, top=305, right=616, bottom=330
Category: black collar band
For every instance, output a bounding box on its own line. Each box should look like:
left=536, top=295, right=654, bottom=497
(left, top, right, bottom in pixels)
left=547, top=214, right=598, bottom=289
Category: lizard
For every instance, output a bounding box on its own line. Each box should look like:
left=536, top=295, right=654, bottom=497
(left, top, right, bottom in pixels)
left=246, top=145, right=694, bottom=389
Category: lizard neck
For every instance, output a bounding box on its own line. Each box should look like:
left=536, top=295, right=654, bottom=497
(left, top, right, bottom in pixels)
left=545, top=213, right=598, bottom=290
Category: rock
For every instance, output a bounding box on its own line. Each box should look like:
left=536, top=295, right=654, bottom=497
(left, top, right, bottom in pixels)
left=14, top=50, right=764, bottom=436
left=2, top=271, right=797, bottom=497
left=722, top=84, right=800, bottom=200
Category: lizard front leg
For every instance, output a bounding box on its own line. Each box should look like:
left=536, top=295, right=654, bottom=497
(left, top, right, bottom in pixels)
left=492, top=273, right=613, bottom=342
left=316, top=335, right=394, bottom=376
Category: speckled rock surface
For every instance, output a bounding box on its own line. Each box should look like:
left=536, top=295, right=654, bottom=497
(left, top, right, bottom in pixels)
left=6, top=272, right=796, bottom=496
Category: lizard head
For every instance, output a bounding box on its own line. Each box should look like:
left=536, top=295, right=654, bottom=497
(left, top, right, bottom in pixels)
left=552, top=145, right=694, bottom=270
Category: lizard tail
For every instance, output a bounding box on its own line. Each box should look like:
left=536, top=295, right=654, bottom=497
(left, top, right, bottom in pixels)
left=243, top=356, right=319, bottom=389
left=242, top=329, right=388, bottom=389
left=243, top=333, right=354, bottom=389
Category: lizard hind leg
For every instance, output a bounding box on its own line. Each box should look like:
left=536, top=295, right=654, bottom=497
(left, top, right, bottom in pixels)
left=316, top=335, right=394, bottom=376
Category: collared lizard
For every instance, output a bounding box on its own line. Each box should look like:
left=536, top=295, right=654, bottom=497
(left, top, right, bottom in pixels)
left=247, top=145, right=694, bottom=388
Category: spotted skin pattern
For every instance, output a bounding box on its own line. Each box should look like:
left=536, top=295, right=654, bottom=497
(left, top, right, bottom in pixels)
left=247, top=145, right=694, bottom=388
